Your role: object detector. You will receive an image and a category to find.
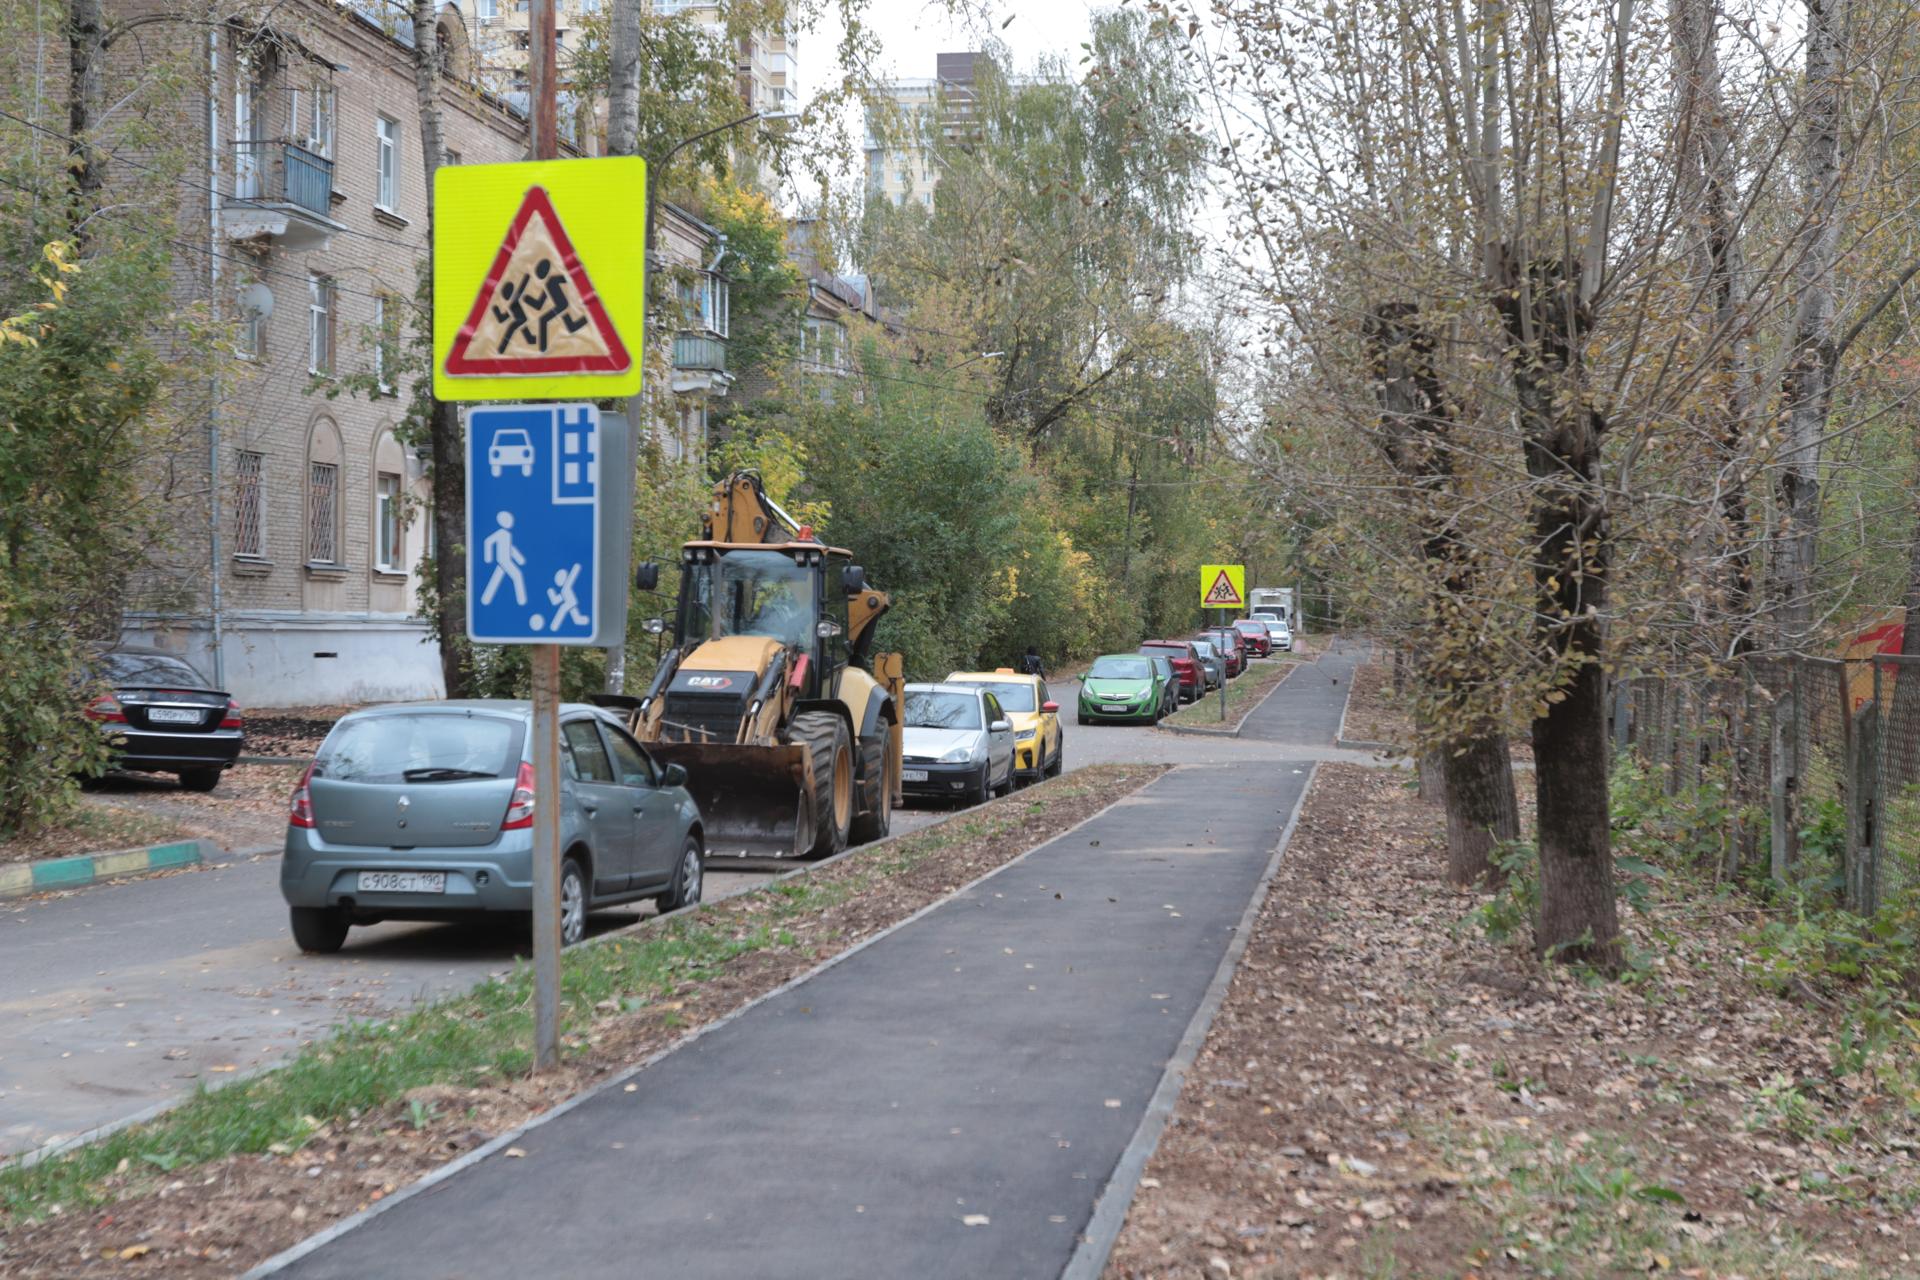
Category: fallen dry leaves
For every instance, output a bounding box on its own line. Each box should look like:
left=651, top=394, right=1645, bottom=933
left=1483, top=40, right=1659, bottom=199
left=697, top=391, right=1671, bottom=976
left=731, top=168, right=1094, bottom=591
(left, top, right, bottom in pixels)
left=1104, top=763, right=1919, bottom=1280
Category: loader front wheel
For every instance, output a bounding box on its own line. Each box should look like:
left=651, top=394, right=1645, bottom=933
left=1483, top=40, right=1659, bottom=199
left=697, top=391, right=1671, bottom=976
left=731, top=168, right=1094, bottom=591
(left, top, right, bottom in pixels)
left=848, top=729, right=892, bottom=846
left=792, top=711, right=853, bottom=859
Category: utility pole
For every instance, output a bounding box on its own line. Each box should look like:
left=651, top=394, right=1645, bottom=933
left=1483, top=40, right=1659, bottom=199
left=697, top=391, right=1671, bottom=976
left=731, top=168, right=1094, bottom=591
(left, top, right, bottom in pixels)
left=527, top=0, right=561, bottom=1071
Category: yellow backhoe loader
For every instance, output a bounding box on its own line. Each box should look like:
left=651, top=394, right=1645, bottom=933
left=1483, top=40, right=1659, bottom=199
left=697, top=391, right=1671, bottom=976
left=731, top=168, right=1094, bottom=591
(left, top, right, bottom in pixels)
left=600, top=471, right=904, bottom=860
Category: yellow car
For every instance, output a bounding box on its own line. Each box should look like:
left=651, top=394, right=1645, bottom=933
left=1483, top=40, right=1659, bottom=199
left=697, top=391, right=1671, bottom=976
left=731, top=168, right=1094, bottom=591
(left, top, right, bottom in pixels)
left=944, top=668, right=1063, bottom=786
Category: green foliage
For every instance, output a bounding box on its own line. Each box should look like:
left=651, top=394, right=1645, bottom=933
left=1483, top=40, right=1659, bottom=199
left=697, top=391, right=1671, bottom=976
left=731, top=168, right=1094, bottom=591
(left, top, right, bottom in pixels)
left=1472, top=839, right=1541, bottom=944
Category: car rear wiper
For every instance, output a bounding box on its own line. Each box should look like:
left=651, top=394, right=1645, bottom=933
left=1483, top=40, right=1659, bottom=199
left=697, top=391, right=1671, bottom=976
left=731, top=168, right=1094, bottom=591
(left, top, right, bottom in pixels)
left=402, top=767, right=496, bottom=781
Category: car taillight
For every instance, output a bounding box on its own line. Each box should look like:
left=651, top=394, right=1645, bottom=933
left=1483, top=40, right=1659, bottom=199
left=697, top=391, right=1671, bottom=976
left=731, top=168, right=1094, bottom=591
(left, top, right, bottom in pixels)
left=289, top=762, right=316, bottom=829
left=502, top=761, right=536, bottom=830
left=220, top=699, right=243, bottom=730
left=86, top=694, right=128, bottom=723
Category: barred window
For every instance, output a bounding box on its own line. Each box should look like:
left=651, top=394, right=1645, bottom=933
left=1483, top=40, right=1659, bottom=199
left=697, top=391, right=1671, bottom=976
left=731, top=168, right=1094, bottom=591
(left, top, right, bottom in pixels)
left=308, top=461, right=339, bottom=563
left=233, top=451, right=265, bottom=558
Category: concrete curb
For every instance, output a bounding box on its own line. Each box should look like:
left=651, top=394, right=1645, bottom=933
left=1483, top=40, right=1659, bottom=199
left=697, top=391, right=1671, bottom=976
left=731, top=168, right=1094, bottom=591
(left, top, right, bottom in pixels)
left=1335, top=738, right=1397, bottom=753
left=1063, top=761, right=1322, bottom=1280
left=0, top=838, right=213, bottom=901
left=242, top=770, right=1171, bottom=1278
left=1158, top=660, right=1302, bottom=740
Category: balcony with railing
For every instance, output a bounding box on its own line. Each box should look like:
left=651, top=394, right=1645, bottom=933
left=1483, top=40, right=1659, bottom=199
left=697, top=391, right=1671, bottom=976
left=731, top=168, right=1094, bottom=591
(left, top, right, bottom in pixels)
left=226, top=140, right=346, bottom=251
left=673, top=333, right=727, bottom=373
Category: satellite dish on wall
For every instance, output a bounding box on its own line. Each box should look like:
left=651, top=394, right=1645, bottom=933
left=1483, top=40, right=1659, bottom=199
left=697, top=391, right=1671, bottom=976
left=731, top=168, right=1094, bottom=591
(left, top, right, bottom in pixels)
left=237, top=282, right=274, bottom=319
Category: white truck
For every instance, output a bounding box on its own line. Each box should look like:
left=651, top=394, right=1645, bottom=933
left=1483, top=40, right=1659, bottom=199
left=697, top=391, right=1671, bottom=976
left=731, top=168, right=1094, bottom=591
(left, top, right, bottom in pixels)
left=1248, top=587, right=1295, bottom=627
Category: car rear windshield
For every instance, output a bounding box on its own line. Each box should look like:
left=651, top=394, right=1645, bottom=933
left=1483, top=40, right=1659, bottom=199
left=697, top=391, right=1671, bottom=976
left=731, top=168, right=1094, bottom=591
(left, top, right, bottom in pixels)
left=101, top=652, right=210, bottom=688
left=951, top=681, right=1035, bottom=712
left=1190, top=640, right=1216, bottom=657
left=315, top=713, right=522, bottom=783
left=1140, top=643, right=1186, bottom=655
left=903, top=691, right=982, bottom=730
left=1088, top=657, right=1150, bottom=680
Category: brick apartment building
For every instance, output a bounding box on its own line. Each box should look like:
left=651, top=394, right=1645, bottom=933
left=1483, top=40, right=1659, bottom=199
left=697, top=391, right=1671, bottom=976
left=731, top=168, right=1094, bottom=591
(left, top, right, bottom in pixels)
left=116, top=0, right=733, bottom=706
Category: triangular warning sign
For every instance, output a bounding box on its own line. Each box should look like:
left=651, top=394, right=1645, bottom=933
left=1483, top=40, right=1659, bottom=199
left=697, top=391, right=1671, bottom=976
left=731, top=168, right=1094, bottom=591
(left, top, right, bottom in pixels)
left=1203, top=569, right=1243, bottom=607
left=445, top=186, right=631, bottom=377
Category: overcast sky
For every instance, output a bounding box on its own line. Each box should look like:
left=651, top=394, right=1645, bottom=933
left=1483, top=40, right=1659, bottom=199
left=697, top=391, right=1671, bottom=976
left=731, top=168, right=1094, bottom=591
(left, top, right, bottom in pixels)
left=851, top=0, right=1098, bottom=81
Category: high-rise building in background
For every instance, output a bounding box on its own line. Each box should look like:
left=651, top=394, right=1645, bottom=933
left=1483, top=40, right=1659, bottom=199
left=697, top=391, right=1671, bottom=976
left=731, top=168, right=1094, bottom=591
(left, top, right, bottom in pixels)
left=864, top=51, right=979, bottom=209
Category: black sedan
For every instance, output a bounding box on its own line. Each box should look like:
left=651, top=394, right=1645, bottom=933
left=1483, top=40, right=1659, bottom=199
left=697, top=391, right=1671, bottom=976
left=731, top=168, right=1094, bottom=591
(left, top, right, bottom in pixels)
left=87, top=648, right=245, bottom=791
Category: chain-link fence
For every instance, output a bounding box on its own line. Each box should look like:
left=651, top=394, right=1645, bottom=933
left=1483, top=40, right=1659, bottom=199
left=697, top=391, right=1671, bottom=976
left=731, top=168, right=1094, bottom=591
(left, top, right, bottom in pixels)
left=1612, top=655, right=1920, bottom=914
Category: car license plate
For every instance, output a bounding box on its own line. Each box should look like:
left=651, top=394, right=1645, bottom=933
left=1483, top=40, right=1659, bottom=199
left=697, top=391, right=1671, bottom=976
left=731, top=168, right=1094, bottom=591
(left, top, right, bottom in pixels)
left=357, top=871, right=445, bottom=894
left=902, top=769, right=929, bottom=782
left=1102, top=704, right=1129, bottom=713
left=147, top=707, right=203, bottom=725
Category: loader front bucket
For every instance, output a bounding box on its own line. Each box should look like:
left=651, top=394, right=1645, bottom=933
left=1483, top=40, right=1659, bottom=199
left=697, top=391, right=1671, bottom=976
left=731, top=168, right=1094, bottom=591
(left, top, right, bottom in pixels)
left=650, top=741, right=814, bottom=861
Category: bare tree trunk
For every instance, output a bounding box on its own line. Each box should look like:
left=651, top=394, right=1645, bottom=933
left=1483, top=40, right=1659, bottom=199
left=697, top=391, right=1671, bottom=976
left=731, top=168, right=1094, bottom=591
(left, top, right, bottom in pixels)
left=1495, top=252, right=1622, bottom=970
left=1888, top=482, right=1920, bottom=780
left=607, top=0, right=641, bottom=158
left=1364, top=302, right=1519, bottom=885
left=1443, top=735, right=1519, bottom=885
left=66, top=0, right=105, bottom=216
left=600, top=0, right=645, bottom=693
left=1773, top=0, right=1848, bottom=651
left=412, top=0, right=471, bottom=698
left=1671, top=0, right=1757, bottom=653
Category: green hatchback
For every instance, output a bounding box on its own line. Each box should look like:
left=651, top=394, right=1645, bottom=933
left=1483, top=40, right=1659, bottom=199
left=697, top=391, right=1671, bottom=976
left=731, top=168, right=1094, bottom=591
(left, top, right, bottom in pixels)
left=1077, top=653, right=1170, bottom=725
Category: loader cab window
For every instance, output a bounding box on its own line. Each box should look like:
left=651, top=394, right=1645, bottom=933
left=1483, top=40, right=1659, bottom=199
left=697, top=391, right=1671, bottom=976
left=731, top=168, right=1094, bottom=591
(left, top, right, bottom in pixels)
left=681, top=549, right=817, bottom=651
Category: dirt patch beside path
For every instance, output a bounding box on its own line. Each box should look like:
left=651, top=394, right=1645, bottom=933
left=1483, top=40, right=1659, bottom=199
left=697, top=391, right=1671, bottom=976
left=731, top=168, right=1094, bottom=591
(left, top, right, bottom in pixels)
left=1, top=763, right=1165, bottom=1278
left=1336, top=658, right=1406, bottom=746
left=1104, top=764, right=1916, bottom=1280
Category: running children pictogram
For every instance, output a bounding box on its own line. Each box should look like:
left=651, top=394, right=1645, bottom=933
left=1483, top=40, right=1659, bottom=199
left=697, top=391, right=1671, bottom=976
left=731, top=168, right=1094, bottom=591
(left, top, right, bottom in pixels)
left=444, top=186, right=630, bottom=378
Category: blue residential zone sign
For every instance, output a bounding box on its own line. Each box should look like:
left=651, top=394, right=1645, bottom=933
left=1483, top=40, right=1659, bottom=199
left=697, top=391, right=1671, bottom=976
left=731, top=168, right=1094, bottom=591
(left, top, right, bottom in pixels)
left=466, top=402, right=606, bottom=646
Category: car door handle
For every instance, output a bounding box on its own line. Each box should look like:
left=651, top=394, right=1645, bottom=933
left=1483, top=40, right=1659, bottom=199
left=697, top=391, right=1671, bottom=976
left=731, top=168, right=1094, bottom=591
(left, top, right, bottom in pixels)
left=583, top=805, right=598, bottom=818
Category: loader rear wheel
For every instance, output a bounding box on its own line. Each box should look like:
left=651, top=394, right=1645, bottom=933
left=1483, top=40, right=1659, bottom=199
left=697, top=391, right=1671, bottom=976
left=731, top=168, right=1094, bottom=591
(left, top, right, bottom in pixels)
left=848, top=730, right=892, bottom=845
left=791, top=711, right=853, bottom=859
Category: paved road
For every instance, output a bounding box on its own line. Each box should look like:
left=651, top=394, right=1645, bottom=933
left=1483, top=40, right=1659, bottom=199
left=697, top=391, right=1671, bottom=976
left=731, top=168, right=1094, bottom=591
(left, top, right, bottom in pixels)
left=0, top=647, right=1366, bottom=1160
left=272, top=646, right=1362, bottom=1279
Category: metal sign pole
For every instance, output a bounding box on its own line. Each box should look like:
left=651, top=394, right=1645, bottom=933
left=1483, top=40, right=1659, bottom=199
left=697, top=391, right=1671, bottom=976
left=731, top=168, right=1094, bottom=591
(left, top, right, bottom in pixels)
left=1218, top=608, right=1227, bottom=723
left=528, top=0, right=560, bottom=1073
left=530, top=643, right=562, bottom=1069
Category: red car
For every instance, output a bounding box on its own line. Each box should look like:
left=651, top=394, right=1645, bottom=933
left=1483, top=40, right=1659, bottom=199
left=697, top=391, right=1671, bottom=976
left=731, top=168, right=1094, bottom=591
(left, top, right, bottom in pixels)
left=1139, top=640, right=1204, bottom=703
left=1194, top=628, right=1246, bottom=678
left=1231, top=619, right=1272, bottom=658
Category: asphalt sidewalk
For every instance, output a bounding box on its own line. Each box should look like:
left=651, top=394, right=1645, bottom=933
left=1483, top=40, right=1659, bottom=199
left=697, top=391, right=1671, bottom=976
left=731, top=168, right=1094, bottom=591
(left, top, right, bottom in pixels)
left=267, top=649, right=1361, bottom=1280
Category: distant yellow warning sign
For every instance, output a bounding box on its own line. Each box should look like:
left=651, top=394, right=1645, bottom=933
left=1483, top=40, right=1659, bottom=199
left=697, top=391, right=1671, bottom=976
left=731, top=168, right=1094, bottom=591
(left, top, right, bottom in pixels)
left=1200, top=563, right=1246, bottom=609
left=434, top=157, right=646, bottom=400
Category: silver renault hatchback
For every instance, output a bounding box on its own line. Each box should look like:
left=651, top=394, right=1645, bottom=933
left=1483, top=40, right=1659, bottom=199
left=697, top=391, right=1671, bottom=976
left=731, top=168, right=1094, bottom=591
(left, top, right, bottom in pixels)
left=281, top=701, right=704, bottom=953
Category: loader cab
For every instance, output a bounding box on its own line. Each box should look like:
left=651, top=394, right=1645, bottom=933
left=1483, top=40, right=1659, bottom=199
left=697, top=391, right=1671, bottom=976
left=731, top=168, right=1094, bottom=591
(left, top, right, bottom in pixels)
left=675, top=543, right=851, bottom=698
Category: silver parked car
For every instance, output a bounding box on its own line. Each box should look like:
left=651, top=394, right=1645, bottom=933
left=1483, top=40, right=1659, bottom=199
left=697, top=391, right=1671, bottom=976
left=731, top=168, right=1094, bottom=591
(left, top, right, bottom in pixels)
left=1250, top=612, right=1293, bottom=652
left=281, top=701, right=705, bottom=954
left=898, top=683, right=1016, bottom=806
left=1188, top=638, right=1225, bottom=690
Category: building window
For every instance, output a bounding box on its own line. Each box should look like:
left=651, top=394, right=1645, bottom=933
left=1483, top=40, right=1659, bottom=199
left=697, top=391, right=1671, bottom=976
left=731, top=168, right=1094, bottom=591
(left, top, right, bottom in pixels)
left=375, top=473, right=402, bottom=571
left=476, top=0, right=496, bottom=20
left=804, top=317, right=846, bottom=372
left=697, top=273, right=729, bottom=337
left=373, top=293, right=395, bottom=392
left=238, top=289, right=266, bottom=359
left=234, top=451, right=265, bottom=558
left=445, top=148, right=461, bottom=166
left=308, top=274, right=334, bottom=374
left=376, top=116, right=399, bottom=211
left=308, top=461, right=339, bottom=563
left=292, top=86, right=335, bottom=159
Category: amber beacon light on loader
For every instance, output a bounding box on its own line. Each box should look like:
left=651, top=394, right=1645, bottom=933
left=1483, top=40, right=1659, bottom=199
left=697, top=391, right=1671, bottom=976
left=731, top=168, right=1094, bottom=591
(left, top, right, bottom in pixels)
left=598, top=472, right=905, bottom=861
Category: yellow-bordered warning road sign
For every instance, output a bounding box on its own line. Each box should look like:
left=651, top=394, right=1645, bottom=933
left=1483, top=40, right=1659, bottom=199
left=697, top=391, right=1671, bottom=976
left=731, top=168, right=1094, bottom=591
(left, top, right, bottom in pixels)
left=1200, top=563, right=1246, bottom=609
left=434, top=157, right=646, bottom=401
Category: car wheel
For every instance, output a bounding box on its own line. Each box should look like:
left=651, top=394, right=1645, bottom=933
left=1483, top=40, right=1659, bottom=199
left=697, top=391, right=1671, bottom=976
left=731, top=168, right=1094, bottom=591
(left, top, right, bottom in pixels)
left=489, top=463, right=502, bottom=478
left=1046, top=736, right=1064, bottom=777
left=520, top=463, right=533, bottom=478
left=289, top=905, right=349, bottom=954
left=968, top=764, right=992, bottom=805
left=179, top=767, right=221, bottom=792
left=559, top=855, right=588, bottom=946
left=658, top=836, right=704, bottom=914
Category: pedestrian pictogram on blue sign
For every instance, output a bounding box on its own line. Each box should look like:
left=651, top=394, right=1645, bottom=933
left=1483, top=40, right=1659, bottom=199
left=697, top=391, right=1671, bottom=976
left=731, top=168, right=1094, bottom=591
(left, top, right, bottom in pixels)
left=467, top=403, right=616, bottom=646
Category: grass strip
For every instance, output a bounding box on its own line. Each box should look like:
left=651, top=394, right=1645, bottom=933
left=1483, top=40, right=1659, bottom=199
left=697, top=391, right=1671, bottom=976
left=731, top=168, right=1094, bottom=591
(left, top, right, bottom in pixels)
left=1162, top=659, right=1297, bottom=730
left=0, top=764, right=1143, bottom=1226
